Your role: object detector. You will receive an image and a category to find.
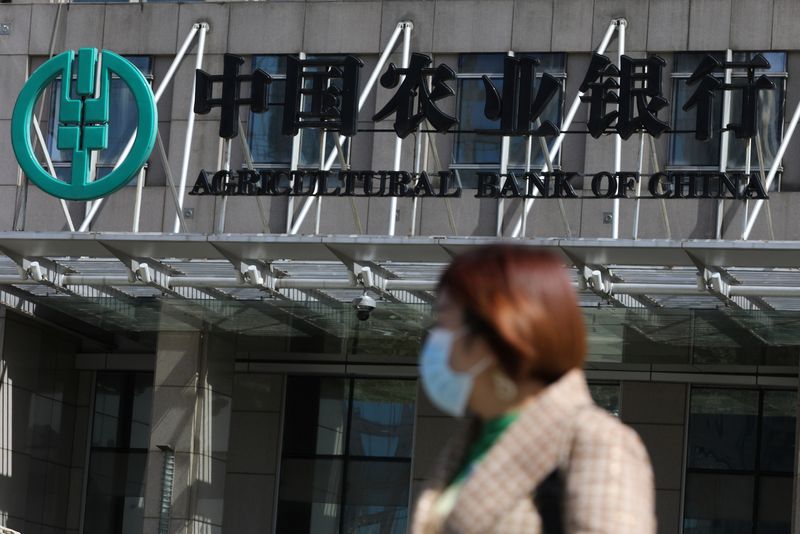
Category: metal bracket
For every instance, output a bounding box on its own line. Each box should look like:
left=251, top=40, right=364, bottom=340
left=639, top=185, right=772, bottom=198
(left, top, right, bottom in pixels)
left=700, top=269, right=731, bottom=302
left=564, top=245, right=658, bottom=309
left=353, top=264, right=378, bottom=290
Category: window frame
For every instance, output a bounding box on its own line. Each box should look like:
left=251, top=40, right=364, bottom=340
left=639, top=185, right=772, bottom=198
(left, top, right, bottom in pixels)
left=668, top=51, right=788, bottom=190
left=275, top=375, right=417, bottom=534
left=83, top=370, right=154, bottom=534
left=248, top=54, right=353, bottom=171
left=451, top=52, right=567, bottom=189
left=682, top=385, right=796, bottom=534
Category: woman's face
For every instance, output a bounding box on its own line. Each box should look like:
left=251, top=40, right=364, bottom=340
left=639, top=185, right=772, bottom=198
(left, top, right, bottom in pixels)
left=433, top=290, right=487, bottom=371
left=433, top=290, right=500, bottom=417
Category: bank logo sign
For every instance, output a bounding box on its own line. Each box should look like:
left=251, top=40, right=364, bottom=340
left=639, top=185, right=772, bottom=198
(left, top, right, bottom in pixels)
left=11, top=48, right=157, bottom=201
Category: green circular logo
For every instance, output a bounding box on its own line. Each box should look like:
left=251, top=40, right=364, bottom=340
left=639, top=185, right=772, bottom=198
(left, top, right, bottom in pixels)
left=11, top=48, right=157, bottom=201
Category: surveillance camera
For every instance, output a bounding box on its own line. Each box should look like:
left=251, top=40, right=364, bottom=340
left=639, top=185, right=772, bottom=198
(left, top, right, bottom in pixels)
left=351, top=294, right=376, bottom=321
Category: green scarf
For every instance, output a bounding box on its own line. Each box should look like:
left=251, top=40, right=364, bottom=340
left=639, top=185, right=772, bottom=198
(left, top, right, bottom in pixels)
left=451, top=410, right=520, bottom=486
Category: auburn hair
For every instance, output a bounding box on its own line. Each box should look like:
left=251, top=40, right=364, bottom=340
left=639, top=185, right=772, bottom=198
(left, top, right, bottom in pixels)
left=438, top=245, right=586, bottom=383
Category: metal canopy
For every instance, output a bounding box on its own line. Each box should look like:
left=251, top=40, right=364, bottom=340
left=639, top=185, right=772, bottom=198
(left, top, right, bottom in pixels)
left=0, top=233, right=800, bottom=336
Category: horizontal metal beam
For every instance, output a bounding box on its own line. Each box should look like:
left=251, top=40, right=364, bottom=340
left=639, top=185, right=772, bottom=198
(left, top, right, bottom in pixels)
left=0, top=272, right=439, bottom=293
left=5, top=268, right=800, bottom=301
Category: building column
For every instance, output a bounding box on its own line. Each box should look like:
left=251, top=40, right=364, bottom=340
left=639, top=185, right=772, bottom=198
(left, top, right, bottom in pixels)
left=142, top=329, right=235, bottom=534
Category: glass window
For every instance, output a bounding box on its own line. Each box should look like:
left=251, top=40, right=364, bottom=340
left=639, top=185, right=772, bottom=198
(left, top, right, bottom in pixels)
left=684, top=387, right=796, bottom=534
left=249, top=55, right=349, bottom=169
left=277, top=376, right=416, bottom=534
left=669, top=51, right=787, bottom=190
left=46, top=56, right=153, bottom=187
left=452, top=53, right=566, bottom=188
left=760, top=390, right=796, bottom=473
left=687, top=388, right=758, bottom=470
left=684, top=472, right=754, bottom=534
left=757, top=476, right=794, bottom=534
left=84, top=371, right=153, bottom=534
left=588, top=383, right=620, bottom=417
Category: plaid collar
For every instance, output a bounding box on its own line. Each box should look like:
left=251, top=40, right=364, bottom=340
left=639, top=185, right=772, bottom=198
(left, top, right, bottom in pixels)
left=443, top=368, right=593, bottom=533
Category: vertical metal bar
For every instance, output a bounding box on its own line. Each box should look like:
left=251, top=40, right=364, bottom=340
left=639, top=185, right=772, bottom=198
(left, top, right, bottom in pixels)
left=425, top=126, right=457, bottom=233
left=716, top=49, right=733, bottom=239
left=131, top=166, right=146, bottom=232
left=496, top=50, right=514, bottom=237
left=410, top=130, right=424, bottom=235
left=83, top=24, right=201, bottom=233
left=286, top=52, right=306, bottom=233
left=215, top=138, right=232, bottom=234
left=133, top=24, right=200, bottom=233
left=315, top=130, right=326, bottom=234
left=741, top=137, right=752, bottom=236
left=290, top=22, right=407, bottom=235
left=510, top=19, right=618, bottom=237
left=173, top=23, right=208, bottom=233
left=496, top=136, right=511, bottom=236
left=754, top=128, right=775, bottom=239
left=632, top=132, right=646, bottom=239
left=743, top=91, right=800, bottom=238
left=648, top=134, right=672, bottom=239
left=389, top=23, right=412, bottom=236
left=612, top=19, right=626, bottom=239
left=536, top=124, right=571, bottom=237
left=521, top=135, right=533, bottom=236
left=156, top=131, right=188, bottom=232
left=237, top=118, right=271, bottom=232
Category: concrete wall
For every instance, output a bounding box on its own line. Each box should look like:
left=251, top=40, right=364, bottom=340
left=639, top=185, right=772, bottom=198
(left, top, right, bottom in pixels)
left=215, top=359, right=690, bottom=534
left=621, top=382, right=688, bottom=534
left=0, top=309, right=89, bottom=534
left=0, top=0, right=799, bottom=238
left=142, top=330, right=235, bottom=534
left=222, top=373, right=283, bottom=533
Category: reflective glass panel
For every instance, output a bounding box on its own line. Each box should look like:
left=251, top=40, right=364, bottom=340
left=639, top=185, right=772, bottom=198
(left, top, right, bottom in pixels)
left=588, top=383, right=620, bottom=417
left=348, top=379, right=415, bottom=458
left=454, top=79, right=562, bottom=167
left=250, top=79, right=294, bottom=165
left=283, top=376, right=350, bottom=456
left=687, top=388, right=758, bottom=470
left=276, top=458, right=344, bottom=534
left=342, top=460, right=411, bottom=534
left=670, top=81, right=723, bottom=167
left=760, top=390, right=797, bottom=473
left=92, top=373, right=125, bottom=448
left=757, top=476, right=793, bottom=534
left=130, top=372, right=153, bottom=449
left=254, top=55, right=288, bottom=75
left=673, top=52, right=726, bottom=74
left=684, top=472, right=754, bottom=534
left=726, top=84, right=784, bottom=175
left=84, top=450, right=147, bottom=534
left=670, top=51, right=786, bottom=176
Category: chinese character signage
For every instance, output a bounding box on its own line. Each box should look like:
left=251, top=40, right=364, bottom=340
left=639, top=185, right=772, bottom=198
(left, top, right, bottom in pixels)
left=10, top=47, right=778, bottom=203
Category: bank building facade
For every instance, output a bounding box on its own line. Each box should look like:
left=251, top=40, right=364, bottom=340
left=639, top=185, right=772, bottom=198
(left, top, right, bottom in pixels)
left=1, top=1, right=800, bottom=533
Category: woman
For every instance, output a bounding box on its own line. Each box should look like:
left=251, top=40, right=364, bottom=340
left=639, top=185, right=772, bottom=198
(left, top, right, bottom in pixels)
left=412, top=245, right=656, bottom=534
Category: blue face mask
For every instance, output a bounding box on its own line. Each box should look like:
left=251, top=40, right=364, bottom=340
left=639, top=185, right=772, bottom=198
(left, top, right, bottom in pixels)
left=419, top=328, right=491, bottom=417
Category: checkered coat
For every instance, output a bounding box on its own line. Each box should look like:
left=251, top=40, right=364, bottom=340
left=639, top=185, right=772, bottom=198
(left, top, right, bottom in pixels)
left=410, top=369, right=656, bottom=534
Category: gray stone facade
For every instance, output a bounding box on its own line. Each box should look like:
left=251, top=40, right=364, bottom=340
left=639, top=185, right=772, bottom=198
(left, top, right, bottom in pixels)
left=0, top=0, right=797, bottom=239
left=0, top=2, right=798, bottom=534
